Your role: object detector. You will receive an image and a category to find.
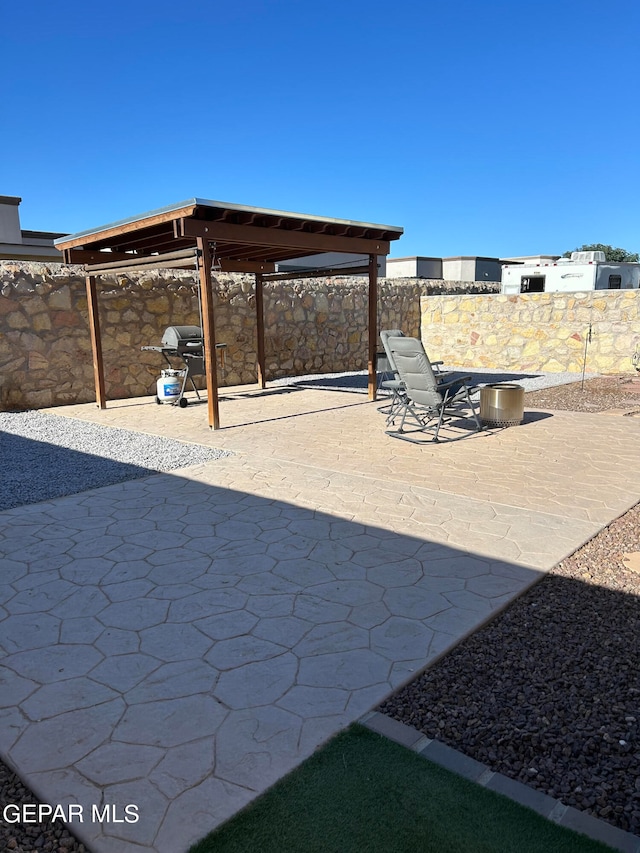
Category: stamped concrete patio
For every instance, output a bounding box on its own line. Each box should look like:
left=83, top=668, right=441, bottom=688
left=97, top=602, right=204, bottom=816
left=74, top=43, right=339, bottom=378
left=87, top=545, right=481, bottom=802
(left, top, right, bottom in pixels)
left=1, top=385, right=639, bottom=852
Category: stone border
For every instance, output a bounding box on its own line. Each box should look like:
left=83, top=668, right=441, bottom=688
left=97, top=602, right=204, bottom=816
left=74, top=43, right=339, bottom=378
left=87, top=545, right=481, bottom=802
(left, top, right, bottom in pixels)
left=360, top=711, right=640, bottom=853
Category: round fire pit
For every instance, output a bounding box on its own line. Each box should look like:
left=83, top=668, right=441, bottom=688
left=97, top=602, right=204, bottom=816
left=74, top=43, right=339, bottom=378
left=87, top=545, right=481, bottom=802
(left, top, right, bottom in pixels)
left=480, top=383, right=524, bottom=427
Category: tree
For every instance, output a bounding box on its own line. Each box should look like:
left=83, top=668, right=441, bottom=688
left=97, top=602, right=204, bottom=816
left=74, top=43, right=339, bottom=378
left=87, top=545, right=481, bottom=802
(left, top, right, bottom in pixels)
left=562, top=243, right=640, bottom=262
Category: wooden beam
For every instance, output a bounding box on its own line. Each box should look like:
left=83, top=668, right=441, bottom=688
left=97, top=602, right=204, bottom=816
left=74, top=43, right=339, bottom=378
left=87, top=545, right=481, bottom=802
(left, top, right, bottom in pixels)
left=85, top=275, right=107, bottom=409
left=255, top=273, right=266, bottom=389
left=368, top=254, right=378, bottom=401
left=217, top=246, right=300, bottom=263
left=218, top=259, right=276, bottom=274
left=179, top=218, right=391, bottom=258
left=87, top=248, right=198, bottom=274
left=88, top=258, right=198, bottom=275
left=79, top=252, right=273, bottom=276
left=197, top=237, right=221, bottom=429
left=87, top=247, right=198, bottom=272
left=55, top=204, right=198, bottom=252
left=262, top=265, right=369, bottom=283
left=105, top=228, right=182, bottom=256
left=65, top=249, right=138, bottom=265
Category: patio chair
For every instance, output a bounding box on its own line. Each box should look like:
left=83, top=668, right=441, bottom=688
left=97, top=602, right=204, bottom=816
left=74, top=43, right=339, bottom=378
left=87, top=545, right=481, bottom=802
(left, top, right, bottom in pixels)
left=379, top=329, right=451, bottom=426
left=378, top=329, right=407, bottom=422
left=384, top=336, right=482, bottom=442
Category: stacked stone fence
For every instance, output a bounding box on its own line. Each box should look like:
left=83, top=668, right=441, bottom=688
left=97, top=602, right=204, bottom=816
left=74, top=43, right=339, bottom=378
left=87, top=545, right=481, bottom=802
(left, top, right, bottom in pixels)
left=420, top=291, right=640, bottom=374
left=0, top=262, right=438, bottom=410
left=4, top=261, right=635, bottom=411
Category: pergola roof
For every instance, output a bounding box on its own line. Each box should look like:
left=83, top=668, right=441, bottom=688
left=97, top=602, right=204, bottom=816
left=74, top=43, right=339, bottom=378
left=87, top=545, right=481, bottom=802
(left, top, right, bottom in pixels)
left=54, top=198, right=403, bottom=429
left=55, top=198, right=403, bottom=272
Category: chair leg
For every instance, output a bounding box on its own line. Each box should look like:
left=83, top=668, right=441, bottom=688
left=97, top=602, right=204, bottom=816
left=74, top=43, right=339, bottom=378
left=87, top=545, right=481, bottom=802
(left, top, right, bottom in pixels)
left=385, top=390, right=405, bottom=426
left=396, top=399, right=412, bottom=433
left=432, top=406, right=448, bottom=442
left=383, top=390, right=397, bottom=423
left=464, top=387, right=483, bottom=430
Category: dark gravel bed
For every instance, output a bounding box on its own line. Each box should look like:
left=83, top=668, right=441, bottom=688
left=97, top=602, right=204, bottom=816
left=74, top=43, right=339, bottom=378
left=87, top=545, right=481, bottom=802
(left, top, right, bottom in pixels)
left=0, top=764, right=87, bottom=852
left=379, top=379, right=640, bottom=838
left=524, top=374, right=640, bottom=412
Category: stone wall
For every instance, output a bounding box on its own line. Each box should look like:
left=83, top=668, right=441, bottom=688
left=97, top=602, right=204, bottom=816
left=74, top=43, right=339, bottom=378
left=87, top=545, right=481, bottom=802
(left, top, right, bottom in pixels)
left=0, top=262, right=433, bottom=410
left=0, top=263, right=201, bottom=409
left=420, top=291, right=640, bottom=374
left=4, top=261, right=636, bottom=411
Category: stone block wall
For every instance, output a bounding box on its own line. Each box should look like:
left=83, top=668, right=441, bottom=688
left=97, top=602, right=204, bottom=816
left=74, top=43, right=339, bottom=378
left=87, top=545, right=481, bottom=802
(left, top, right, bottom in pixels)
left=262, top=276, right=423, bottom=376
left=4, top=260, right=636, bottom=411
left=0, top=263, right=203, bottom=409
left=0, top=262, right=432, bottom=410
left=420, top=291, right=640, bottom=374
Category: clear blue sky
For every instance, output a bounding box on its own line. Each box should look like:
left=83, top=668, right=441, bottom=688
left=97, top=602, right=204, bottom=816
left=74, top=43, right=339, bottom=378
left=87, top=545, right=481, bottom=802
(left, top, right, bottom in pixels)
left=3, top=0, right=639, bottom=258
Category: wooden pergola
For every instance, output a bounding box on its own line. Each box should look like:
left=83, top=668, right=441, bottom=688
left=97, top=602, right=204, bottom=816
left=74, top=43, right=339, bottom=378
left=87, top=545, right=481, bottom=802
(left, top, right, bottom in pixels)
left=54, top=198, right=404, bottom=429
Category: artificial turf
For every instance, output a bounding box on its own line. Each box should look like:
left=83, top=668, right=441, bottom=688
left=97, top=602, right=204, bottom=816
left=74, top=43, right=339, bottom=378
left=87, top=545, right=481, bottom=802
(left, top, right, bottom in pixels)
left=189, top=723, right=614, bottom=853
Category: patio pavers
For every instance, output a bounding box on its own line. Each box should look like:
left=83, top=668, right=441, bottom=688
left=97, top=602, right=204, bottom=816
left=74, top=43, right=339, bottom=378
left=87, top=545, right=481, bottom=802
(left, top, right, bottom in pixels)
left=1, top=386, right=639, bottom=852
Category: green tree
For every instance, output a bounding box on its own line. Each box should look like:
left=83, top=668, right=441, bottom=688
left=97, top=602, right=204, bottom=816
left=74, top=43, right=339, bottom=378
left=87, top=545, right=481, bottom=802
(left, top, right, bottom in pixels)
left=562, top=243, right=640, bottom=262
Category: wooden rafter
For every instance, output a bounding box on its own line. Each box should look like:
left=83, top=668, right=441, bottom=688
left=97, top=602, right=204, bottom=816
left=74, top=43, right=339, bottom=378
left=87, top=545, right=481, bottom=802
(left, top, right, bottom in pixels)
left=178, top=218, right=390, bottom=257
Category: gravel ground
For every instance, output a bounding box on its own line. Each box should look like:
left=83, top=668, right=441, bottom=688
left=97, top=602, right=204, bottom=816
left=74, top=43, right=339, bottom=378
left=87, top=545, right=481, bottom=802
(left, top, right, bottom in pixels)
left=379, top=375, right=640, bottom=839
left=524, top=374, right=640, bottom=412
left=0, top=410, right=232, bottom=511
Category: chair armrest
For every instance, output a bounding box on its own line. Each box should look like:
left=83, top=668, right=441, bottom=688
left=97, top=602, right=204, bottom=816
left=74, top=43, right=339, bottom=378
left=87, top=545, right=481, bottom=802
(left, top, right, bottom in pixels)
left=438, top=375, right=472, bottom=390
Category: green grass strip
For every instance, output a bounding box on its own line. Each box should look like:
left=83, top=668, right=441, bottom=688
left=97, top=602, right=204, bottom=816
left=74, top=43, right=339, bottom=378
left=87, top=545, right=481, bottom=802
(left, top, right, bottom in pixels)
left=189, top=723, right=614, bottom=853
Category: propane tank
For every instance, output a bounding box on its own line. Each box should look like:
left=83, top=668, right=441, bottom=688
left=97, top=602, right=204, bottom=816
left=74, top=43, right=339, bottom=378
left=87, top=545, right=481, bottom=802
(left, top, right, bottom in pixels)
left=156, top=369, right=182, bottom=403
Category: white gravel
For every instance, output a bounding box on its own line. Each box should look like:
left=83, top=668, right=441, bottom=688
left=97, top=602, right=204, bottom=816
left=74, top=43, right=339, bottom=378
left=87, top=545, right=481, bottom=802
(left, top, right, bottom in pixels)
left=0, top=411, right=232, bottom=511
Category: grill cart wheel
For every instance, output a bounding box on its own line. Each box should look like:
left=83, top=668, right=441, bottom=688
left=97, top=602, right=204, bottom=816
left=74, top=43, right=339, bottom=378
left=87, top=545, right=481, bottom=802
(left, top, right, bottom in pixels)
left=179, top=397, right=189, bottom=408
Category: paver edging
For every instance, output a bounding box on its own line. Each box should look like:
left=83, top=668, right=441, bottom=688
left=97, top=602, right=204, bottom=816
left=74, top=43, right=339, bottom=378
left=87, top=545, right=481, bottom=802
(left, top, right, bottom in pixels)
left=360, top=711, right=640, bottom=853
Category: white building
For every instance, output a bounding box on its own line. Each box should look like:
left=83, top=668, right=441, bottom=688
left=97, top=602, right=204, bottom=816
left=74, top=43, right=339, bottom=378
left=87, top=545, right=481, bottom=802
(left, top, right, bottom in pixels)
left=386, top=255, right=502, bottom=282
left=501, top=252, right=640, bottom=294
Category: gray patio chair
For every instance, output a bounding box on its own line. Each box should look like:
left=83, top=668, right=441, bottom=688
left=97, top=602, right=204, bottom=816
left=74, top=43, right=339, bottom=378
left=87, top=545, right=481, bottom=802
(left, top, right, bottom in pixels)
left=379, top=329, right=450, bottom=426
left=385, top=336, right=482, bottom=442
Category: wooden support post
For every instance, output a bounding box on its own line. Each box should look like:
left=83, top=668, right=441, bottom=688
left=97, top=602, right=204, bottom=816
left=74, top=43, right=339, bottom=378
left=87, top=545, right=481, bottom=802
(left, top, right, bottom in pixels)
left=255, top=273, right=266, bottom=389
left=368, top=254, right=378, bottom=401
left=196, top=237, right=220, bottom=429
left=85, top=275, right=107, bottom=409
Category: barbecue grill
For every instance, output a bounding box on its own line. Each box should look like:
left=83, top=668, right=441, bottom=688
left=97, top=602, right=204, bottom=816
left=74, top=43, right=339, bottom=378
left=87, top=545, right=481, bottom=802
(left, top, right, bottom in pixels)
left=142, top=326, right=205, bottom=408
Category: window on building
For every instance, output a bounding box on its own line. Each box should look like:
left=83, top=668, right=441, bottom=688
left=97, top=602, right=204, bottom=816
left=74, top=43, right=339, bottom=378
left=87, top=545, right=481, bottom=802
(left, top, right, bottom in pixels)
left=608, top=275, right=622, bottom=289
left=520, top=276, right=545, bottom=293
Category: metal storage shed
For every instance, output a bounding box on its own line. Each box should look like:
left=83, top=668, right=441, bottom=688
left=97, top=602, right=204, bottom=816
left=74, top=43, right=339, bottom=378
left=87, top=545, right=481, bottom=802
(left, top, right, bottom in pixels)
left=55, top=198, right=403, bottom=428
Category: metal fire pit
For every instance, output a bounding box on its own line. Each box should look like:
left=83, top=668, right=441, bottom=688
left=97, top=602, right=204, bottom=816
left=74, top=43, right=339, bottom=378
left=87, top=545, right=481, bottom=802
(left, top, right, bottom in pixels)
left=480, top=383, right=524, bottom=427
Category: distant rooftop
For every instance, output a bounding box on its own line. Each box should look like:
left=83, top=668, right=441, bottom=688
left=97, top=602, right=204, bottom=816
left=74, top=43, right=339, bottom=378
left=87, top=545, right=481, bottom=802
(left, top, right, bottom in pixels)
left=0, top=195, right=66, bottom=261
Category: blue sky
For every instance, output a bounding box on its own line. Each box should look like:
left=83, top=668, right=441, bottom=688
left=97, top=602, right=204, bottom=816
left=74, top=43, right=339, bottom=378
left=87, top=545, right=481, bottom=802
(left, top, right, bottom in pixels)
left=3, top=0, right=639, bottom=258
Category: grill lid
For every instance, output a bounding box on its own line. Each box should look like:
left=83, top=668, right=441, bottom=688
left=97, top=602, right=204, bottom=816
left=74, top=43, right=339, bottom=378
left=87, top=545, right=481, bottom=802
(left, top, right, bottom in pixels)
left=161, top=326, right=203, bottom=349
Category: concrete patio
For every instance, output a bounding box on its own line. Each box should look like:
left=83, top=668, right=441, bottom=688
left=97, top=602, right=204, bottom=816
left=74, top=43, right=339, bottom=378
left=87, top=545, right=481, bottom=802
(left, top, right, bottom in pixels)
left=1, top=384, right=639, bottom=852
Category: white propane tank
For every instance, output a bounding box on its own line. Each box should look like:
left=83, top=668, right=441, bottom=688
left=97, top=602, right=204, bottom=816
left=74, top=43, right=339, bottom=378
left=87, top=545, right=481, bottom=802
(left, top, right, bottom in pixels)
left=156, top=369, right=182, bottom=403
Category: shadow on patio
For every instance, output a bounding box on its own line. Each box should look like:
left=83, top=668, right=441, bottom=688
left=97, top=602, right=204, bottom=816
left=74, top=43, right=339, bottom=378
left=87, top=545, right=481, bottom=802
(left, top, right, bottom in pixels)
left=0, top=433, right=581, bottom=853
